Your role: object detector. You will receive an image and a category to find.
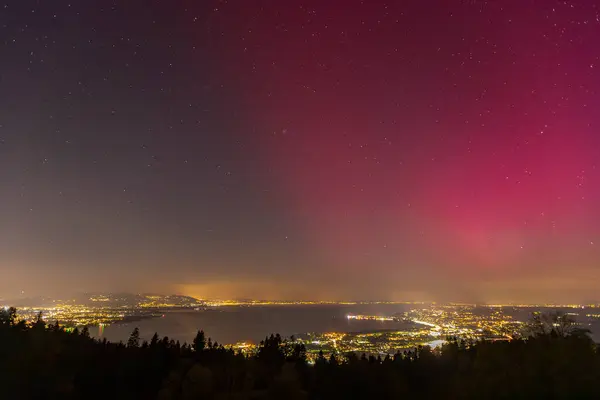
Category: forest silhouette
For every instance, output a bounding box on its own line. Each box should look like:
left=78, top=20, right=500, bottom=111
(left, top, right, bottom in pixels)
left=1, top=307, right=599, bottom=399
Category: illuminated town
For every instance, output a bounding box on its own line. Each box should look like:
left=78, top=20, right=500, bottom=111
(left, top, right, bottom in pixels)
left=8, top=293, right=202, bottom=327
left=225, top=303, right=598, bottom=361
left=3, top=294, right=598, bottom=360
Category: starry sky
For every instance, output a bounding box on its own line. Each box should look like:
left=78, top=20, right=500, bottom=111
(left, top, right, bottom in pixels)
left=1, top=0, right=600, bottom=303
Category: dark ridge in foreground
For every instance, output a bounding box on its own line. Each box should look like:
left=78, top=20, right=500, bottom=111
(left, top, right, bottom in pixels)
left=1, top=307, right=599, bottom=399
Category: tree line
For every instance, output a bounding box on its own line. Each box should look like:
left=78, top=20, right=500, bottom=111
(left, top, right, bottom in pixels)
left=1, top=307, right=599, bottom=399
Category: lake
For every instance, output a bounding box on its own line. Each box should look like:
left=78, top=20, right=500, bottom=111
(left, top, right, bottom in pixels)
left=93, top=304, right=414, bottom=345
left=92, top=304, right=600, bottom=345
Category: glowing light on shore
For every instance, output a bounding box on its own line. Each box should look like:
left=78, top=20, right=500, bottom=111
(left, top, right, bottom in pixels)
left=412, top=320, right=438, bottom=328
left=346, top=314, right=395, bottom=321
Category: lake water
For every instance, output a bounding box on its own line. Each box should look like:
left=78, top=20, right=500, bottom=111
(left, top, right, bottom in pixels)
left=93, top=304, right=413, bottom=345
left=92, top=304, right=600, bottom=345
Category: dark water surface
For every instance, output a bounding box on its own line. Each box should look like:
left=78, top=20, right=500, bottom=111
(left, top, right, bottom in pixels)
left=93, top=304, right=413, bottom=344
left=93, top=304, right=600, bottom=345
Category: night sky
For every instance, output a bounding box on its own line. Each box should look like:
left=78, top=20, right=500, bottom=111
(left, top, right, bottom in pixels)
left=2, top=1, right=600, bottom=303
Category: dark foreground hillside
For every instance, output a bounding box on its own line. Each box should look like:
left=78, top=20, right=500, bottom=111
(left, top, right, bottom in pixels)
left=1, top=307, right=599, bottom=399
